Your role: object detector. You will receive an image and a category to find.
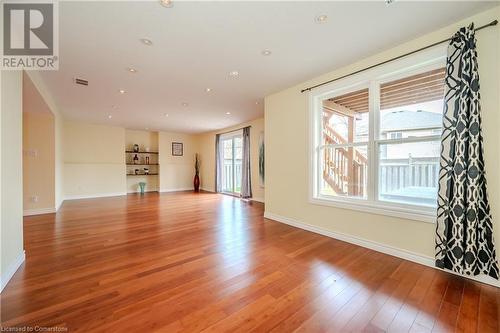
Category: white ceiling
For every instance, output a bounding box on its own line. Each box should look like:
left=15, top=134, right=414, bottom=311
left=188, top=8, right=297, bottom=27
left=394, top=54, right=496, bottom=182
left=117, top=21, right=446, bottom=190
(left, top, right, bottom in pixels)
left=38, top=1, right=497, bottom=134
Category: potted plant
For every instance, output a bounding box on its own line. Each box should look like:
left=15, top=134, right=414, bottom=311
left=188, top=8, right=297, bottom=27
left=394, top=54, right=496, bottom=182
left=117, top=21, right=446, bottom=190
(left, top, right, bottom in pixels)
left=194, top=153, right=200, bottom=192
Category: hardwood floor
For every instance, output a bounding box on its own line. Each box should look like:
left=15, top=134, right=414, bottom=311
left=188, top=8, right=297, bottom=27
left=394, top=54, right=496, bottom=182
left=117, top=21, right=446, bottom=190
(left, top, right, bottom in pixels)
left=1, top=192, right=498, bottom=332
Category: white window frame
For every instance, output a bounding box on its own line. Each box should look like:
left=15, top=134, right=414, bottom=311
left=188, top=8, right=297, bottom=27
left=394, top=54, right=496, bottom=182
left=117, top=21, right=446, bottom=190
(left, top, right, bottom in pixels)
left=309, top=46, right=447, bottom=223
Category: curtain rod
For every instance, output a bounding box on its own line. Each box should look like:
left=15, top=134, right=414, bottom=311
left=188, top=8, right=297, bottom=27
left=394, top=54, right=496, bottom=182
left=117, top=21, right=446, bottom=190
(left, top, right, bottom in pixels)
left=216, top=125, right=251, bottom=136
left=300, top=19, right=498, bottom=93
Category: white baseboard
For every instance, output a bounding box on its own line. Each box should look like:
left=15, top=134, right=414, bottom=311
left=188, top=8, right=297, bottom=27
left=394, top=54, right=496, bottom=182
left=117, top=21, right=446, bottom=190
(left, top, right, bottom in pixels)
left=200, top=187, right=215, bottom=193
left=264, top=211, right=500, bottom=288
left=55, top=198, right=64, bottom=212
left=64, top=192, right=127, bottom=200
left=159, top=188, right=193, bottom=193
left=0, top=251, right=25, bottom=293
left=23, top=207, right=56, bottom=216
left=251, top=197, right=265, bottom=203
left=127, top=189, right=159, bottom=194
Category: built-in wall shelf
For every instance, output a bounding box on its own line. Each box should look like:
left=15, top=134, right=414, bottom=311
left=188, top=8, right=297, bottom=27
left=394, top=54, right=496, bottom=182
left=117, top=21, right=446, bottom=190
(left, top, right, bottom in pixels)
left=125, top=131, right=160, bottom=193
left=125, top=151, right=159, bottom=154
left=126, top=163, right=159, bottom=166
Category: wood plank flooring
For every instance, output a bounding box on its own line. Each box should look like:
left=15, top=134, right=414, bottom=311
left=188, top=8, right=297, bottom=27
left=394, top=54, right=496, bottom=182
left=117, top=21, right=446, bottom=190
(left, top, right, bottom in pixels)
left=1, top=192, right=498, bottom=332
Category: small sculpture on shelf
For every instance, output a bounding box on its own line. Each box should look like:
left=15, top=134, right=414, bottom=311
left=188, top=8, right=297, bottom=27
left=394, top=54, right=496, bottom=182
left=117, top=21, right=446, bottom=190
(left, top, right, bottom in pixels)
left=135, top=169, right=140, bottom=175
left=144, top=168, right=149, bottom=175
left=133, top=144, right=139, bottom=152
left=145, top=156, right=150, bottom=164
left=133, top=154, right=139, bottom=164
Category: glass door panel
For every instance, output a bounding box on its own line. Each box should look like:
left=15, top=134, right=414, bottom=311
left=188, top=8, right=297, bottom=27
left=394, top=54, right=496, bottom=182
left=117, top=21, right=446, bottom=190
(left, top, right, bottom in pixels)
left=221, top=132, right=243, bottom=195
left=222, top=138, right=234, bottom=193
left=234, top=137, right=242, bottom=194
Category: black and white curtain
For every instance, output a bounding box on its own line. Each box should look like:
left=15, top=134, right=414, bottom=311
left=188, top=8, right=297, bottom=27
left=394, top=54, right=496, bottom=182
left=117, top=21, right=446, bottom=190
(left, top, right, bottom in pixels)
left=215, top=133, right=223, bottom=193
left=435, top=24, right=499, bottom=279
left=240, top=127, right=252, bottom=199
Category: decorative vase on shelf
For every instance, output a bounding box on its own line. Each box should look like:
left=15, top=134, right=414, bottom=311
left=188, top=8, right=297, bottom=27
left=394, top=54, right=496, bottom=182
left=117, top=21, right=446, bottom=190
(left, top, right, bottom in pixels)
left=133, top=154, right=139, bottom=164
left=133, top=144, right=139, bottom=153
left=194, top=153, right=200, bottom=192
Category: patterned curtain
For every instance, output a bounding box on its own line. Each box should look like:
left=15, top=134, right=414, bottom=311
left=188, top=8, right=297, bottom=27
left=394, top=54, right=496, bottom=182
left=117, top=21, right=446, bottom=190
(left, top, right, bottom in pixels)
left=435, top=24, right=499, bottom=279
left=240, top=127, right=252, bottom=199
left=215, top=134, right=223, bottom=193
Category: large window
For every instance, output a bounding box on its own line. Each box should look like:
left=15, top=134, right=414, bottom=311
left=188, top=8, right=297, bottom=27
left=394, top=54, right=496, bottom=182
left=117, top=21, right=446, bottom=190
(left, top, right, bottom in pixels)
left=310, top=53, right=445, bottom=222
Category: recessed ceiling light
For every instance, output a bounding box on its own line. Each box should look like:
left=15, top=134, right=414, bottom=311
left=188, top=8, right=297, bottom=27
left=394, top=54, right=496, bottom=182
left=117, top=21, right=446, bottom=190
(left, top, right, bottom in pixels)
left=226, top=112, right=231, bottom=115
left=315, top=15, right=328, bottom=23
left=127, top=67, right=137, bottom=73
left=119, top=89, right=126, bottom=94
left=229, top=70, right=239, bottom=77
left=108, top=115, right=113, bottom=119
left=111, top=105, right=117, bottom=109
left=140, top=38, right=153, bottom=46
left=205, top=88, right=211, bottom=92
left=159, top=0, right=173, bottom=8
left=261, top=50, right=272, bottom=56
left=182, top=102, right=189, bottom=107
left=163, top=113, right=169, bottom=117
left=145, top=127, right=149, bottom=130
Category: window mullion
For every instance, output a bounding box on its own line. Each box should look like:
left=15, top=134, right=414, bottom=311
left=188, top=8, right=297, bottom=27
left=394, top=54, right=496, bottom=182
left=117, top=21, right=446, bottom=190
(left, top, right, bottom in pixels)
left=375, top=135, right=441, bottom=145
left=319, top=141, right=369, bottom=150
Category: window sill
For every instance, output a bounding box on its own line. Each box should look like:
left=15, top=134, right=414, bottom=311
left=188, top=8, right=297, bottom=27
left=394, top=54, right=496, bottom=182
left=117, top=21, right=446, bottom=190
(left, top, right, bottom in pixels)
left=310, top=196, right=436, bottom=224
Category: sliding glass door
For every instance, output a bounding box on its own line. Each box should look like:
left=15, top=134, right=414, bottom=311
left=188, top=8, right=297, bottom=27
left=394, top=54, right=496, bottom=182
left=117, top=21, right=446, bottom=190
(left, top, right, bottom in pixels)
left=222, top=132, right=243, bottom=195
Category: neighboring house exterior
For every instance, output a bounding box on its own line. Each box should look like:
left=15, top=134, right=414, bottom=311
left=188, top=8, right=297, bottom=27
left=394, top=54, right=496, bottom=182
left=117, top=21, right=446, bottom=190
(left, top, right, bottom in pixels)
left=379, top=110, right=441, bottom=159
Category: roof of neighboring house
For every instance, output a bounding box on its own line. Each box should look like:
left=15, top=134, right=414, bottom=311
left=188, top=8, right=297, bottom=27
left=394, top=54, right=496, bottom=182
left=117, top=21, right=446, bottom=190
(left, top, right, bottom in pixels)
left=354, top=110, right=441, bottom=136
left=380, top=110, right=442, bottom=132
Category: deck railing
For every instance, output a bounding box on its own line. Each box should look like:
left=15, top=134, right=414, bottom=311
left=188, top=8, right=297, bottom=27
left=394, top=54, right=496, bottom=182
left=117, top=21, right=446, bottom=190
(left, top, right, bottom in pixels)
left=379, top=157, right=439, bottom=194
left=223, top=159, right=242, bottom=193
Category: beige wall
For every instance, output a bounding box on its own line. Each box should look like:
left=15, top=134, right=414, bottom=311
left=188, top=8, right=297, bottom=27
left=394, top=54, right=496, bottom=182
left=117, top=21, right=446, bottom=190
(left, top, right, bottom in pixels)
left=23, top=112, right=55, bottom=212
left=265, top=7, right=500, bottom=262
left=25, top=72, right=65, bottom=210
left=63, top=121, right=126, bottom=198
left=0, top=71, right=2, bottom=283
left=61, top=122, right=201, bottom=197
left=23, top=73, right=56, bottom=213
left=55, top=112, right=64, bottom=208
left=197, top=117, right=265, bottom=202
left=125, top=129, right=159, bottom=193
left=1, top=70, right=24, bottom=290
left=125, top=129, right=159, bottom=152
left=158, top=131, right=199, bottom=191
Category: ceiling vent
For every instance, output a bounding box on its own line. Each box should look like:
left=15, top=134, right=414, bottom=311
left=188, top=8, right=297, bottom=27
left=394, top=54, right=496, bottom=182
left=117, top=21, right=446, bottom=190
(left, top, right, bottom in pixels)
left=74, top=77, right=88, bottom=86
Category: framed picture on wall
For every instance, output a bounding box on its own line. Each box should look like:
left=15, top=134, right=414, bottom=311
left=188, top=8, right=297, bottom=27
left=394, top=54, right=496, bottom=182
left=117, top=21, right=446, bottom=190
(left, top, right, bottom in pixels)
left=172, top=142, right=183, bottom=156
